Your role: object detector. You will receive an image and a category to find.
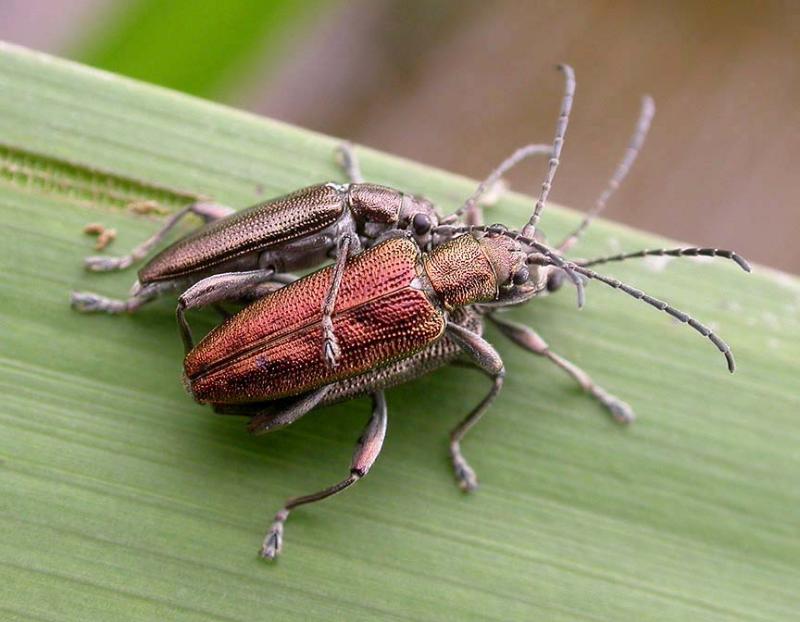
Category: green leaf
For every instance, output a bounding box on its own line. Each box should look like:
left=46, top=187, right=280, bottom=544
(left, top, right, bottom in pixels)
left=71, top=0, right=326, bottom=99
left=1, top=42, right=798, bottom=621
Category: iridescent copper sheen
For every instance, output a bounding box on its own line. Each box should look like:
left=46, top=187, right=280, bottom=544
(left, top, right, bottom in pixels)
left=318, top=307, right=483, bottom=407
left=186, top=237, right=446, bottom=403
left=140, top=184, right=346, bottom=282
left=422, top=234, right=498, bottom=310
left=477, top=234, right=527, bottom=285
left=346, top=184, right=404, bottom=225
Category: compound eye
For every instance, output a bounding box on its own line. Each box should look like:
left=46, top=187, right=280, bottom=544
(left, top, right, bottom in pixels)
left=512, top=266, right=529, bottom=286
left=412, top=213, right=432, bottom=235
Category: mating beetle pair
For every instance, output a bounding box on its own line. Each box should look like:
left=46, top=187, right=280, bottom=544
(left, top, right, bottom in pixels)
left=72, top=65, right=750, bottom=560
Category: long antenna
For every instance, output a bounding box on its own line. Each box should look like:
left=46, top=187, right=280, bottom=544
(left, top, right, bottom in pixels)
left=521, top=64, right=576, bottom=239
left=558, top=95, right=656, bottom=253
left=444, top=143, right=552, bottom=224
left=529, top=255, right=739, bottom=372
left=579, top=247, right=751, bottom=272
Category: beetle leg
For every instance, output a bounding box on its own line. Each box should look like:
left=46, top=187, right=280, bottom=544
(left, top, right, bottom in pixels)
left=246, top=385, right=332, bottom=435
left=334, top=142, right=364, bottom=184
left=71, top=270, right=292, bottom=318
left=488, top=314, right=635, bottom=424
left=464, top=178, right=508, bottom=227
left=70, top=280, right=177, bottom=314
left=321, top=233, right=357, bottom=368
left=446, top=321, right=504, bottom=376
left=445, top=321, right=505, bottom=492
left=260, top=390, right=387, bottom=560
left=443, top=143, right=550, bottom=225
left=83, top=201, right=234, bottom=272
left=176, top=269, right=277, bottom=353
left=236, top=273, right=300, bottom=302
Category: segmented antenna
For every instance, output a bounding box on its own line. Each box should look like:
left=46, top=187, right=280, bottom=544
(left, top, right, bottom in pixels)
left=443, top=143, right=552, bottom=224
left=433, top=223, right=585, bottom=308
left=558, top=95, right=656, bottom=253
left=579, top=247, right=752, bottom=272
left=528, top=256, right=738, bottom=372
left=521, top=64, right=576, bottom=239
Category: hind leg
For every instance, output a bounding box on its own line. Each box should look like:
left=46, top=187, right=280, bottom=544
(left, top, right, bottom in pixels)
left=244, top=386, right=332, bottom=435
left=72, top=201, right=234, bottom=315
left=70, top=280, right=180, bottom=314
left=260, top=391, right=387, bottom=560
left=83, top=201, right=234, bottom=272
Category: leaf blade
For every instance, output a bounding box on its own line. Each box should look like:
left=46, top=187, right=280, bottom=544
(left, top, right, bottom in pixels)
left=0, top=42, right=798, bottom=621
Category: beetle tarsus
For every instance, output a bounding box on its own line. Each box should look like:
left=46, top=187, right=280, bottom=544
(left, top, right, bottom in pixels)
left=323, top=331, right=341, bottom=368
left=319, top=233, right=356, bottom=367
left=451, top=446, right=479, bottom=492
left=260, top=509, right=288, bottom=560
left=554, top=353, right=636, bottom=424
left=593, top=386, right=636, bottom=425
left=70, top=291, right=130, bottom=314
left=84, top=255, right=134, bottom=272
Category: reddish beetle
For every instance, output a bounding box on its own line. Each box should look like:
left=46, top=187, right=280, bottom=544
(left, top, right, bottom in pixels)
left=182, top=67, right=750, bottom=559
left=71, top=177, right=440, bottom=365
left=70, top=141, right=557, bottom=365
left=187, top=231, right=544, bottom=558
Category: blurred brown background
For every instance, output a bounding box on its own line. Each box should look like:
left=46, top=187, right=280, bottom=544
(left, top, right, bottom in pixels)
left=3, top=0, right=798, bottom=272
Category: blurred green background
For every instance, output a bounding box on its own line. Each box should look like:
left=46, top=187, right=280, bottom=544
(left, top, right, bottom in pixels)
left=2, top=0, right=797, bottom=273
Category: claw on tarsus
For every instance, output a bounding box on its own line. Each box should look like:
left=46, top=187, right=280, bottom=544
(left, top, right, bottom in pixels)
left=323, top=334, right=341, bottom=369
left=84, top=255, right=132, bottom=272
left=70, top=291, right=129, bottom=314
left=451, top=447, right=479, bottom=493
left=259, top=510, right=288, bottom=561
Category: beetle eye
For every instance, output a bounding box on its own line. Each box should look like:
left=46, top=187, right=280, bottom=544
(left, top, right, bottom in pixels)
left=512, top=266, right=529, bottom=286
left=412, top=213, right=432, bottom=235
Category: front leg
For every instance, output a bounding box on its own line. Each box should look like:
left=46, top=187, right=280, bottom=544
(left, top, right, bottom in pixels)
left=445, top=321, right=505, bottom=492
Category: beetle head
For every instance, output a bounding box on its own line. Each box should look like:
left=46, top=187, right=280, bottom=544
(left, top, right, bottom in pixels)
left=476, top=230, right=549, bottom=305
left=477, top=231, right=528, bottom=288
